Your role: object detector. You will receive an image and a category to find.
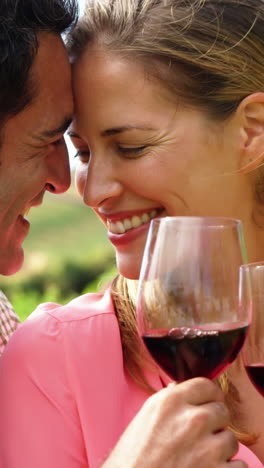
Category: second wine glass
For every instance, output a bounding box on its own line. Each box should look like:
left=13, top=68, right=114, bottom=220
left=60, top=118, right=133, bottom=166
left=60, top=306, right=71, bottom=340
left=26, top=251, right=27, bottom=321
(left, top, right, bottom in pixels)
left=137, top=217, right=250, bottom=382
left=240, top=262, right=264, bottom=396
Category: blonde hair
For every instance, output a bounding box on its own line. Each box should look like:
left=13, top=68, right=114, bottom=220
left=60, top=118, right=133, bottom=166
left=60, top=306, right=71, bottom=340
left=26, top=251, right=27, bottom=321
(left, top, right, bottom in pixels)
left=68, top=0, right=264, bottom=118
left=68, top=0, right=263, bottom=445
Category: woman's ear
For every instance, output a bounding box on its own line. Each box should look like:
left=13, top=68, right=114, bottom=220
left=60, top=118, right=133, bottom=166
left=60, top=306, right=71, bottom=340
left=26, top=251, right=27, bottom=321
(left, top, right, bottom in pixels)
left=237, top=93, right=264, bottom=174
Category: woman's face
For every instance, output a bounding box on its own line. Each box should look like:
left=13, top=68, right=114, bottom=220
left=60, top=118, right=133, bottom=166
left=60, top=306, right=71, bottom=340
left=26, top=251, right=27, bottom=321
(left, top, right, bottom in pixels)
left=70, top=48, right=251, bottom=279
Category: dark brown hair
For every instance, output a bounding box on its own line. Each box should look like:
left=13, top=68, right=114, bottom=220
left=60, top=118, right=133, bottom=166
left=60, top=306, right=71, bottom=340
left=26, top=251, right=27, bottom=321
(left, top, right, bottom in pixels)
left=0, top=0, right=77, bottom=126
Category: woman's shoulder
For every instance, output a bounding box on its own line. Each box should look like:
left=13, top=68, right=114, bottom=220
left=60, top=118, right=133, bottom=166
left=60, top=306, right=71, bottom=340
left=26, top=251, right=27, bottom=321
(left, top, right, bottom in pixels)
left=1, top=289, right=118, bottom=368
left=29, top=288, right=115, bottom=323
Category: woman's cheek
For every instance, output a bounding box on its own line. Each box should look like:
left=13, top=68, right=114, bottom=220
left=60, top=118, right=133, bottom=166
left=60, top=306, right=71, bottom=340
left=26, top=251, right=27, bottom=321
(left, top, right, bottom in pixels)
left=75, top=163, right=87, bottom=197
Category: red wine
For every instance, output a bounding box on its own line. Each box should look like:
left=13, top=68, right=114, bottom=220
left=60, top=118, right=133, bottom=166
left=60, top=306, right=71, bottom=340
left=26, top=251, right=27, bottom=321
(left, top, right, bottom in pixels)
left=245, top=364, right=264, bottom=396
left=143, top=325, right=248, bottom=382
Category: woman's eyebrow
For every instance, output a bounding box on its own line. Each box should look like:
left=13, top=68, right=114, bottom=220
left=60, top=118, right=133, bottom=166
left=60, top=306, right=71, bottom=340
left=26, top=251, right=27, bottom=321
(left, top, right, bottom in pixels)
left=67, top=125, right=155, bottom=139
left=101, top=126, right=154, bottom=136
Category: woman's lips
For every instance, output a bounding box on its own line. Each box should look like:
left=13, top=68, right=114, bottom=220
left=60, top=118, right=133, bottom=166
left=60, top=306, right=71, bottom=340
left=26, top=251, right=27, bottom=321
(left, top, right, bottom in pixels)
left=107, top=220, right=151, bottom=247
left=107, top=209, right=166, bottom=247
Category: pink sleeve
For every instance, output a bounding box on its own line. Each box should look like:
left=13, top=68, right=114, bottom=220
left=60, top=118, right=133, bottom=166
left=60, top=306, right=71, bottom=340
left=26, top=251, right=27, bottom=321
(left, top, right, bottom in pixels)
left=0, top=308, right=88, bottom=468
left=234, top=443, right=263, bottom=467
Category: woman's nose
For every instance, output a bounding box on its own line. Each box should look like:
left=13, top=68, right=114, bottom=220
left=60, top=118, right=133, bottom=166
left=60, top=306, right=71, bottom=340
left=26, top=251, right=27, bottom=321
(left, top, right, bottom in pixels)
left=82, top=157, right=123, bottom=208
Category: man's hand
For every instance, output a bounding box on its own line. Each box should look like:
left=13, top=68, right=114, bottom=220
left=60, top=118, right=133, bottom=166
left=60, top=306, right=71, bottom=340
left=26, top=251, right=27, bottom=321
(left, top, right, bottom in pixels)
left=102, top=378, right=247, bottom=468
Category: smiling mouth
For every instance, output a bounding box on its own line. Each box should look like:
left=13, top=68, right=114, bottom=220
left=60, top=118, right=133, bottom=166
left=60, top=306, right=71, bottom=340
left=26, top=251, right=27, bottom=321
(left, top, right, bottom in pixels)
left=20, top=192, right=45, bottom=219
left=107, top=209, right=163, bottom=234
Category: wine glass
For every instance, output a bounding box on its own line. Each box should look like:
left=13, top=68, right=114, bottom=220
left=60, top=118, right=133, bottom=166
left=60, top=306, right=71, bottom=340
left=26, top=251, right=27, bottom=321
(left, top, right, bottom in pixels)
left=240, top=262, right=264, bottom=396
left=136, top=217, right=250, bottom=382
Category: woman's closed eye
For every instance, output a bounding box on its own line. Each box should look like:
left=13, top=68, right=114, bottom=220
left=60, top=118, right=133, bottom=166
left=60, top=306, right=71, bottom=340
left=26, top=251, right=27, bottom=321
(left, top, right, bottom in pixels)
left=74, top=150, right=90, bottom=162
left=74, top=146, right=147, bottom=161
left=117, top=145, right=147, bottom=158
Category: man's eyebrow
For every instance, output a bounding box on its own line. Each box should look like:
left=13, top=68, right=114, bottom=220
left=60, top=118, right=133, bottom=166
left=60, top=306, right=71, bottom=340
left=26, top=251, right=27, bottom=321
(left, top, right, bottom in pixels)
left=68, top=126, right=154, bottom=139
left=37, top=117, right=73, bottom=141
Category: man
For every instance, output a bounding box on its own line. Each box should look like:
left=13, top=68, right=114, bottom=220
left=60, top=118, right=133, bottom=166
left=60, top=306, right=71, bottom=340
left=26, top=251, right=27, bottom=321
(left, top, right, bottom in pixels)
left=0, top=291, right=19, bottom=356
left=0, top=0, right=76, bottom=276
left=0, top=0, right=77, bottom=352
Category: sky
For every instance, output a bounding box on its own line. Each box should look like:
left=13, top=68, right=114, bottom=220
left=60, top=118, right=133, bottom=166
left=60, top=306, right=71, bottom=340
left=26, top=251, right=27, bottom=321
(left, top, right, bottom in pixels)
left=78, top=0, right=86, bottom=15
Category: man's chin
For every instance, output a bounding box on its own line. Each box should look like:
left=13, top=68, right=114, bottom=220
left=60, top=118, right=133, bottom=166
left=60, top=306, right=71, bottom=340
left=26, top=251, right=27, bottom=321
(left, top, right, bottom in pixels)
left=0, top=248, right=24, bottom=276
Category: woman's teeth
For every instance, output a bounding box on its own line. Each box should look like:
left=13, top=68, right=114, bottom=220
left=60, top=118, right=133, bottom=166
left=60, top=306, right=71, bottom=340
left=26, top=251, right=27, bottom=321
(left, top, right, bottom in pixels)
left=108, top=210, right=158, bottom=234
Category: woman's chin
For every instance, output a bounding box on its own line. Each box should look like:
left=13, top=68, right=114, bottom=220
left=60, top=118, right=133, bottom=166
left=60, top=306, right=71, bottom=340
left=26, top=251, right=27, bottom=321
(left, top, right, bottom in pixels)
left=116, top=254, right=141, bottom=280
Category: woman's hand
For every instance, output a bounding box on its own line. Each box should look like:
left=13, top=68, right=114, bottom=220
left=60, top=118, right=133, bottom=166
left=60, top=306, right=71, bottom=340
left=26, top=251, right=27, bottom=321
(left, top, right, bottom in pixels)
left=102, top=378, right=247, bottom=468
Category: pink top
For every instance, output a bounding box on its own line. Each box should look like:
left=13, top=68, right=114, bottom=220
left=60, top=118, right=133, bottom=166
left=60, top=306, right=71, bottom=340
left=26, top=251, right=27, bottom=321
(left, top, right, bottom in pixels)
left=0, top=290, right=262, bottom=468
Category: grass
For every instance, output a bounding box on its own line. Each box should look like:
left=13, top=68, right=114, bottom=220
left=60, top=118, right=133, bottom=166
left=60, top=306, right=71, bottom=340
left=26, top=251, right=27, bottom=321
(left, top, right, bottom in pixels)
left=0, top=184, right=116, bottom=320
left=24, top=190, right=113, bottom=266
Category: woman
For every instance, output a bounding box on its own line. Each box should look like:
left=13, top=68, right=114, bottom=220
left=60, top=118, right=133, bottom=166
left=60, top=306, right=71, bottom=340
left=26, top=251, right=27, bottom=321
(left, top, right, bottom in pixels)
left=0, top=0, right=262, bottom=466
left=68, top=0, right=264, bottom=460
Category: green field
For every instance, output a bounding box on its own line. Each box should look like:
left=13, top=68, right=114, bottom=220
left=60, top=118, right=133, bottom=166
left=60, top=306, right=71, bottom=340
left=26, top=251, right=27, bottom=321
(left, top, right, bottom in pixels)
left=22, top=188, right=114, bottom=269
left=0, top=185, right=116, bottom=320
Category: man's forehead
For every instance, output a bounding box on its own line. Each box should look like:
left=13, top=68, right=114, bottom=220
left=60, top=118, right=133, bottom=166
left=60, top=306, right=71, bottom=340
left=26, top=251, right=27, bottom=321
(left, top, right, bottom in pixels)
left=0, top=35, right=73, bottom=145
left=30, top=34, right=73, bottom=134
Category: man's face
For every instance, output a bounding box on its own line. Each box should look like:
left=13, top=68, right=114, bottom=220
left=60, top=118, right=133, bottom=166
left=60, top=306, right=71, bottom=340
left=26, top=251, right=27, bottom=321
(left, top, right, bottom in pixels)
left=0, top=33, right=73, bottom=275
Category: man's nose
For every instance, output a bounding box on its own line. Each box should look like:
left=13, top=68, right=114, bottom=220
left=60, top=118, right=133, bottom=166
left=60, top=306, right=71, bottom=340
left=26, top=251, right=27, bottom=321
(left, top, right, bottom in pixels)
left=46, top=139, right=71, bottom=194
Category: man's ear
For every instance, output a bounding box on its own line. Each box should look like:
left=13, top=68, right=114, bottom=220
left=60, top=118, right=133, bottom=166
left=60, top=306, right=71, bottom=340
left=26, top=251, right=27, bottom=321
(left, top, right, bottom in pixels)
left=237, top=93, right=264, bottom=174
